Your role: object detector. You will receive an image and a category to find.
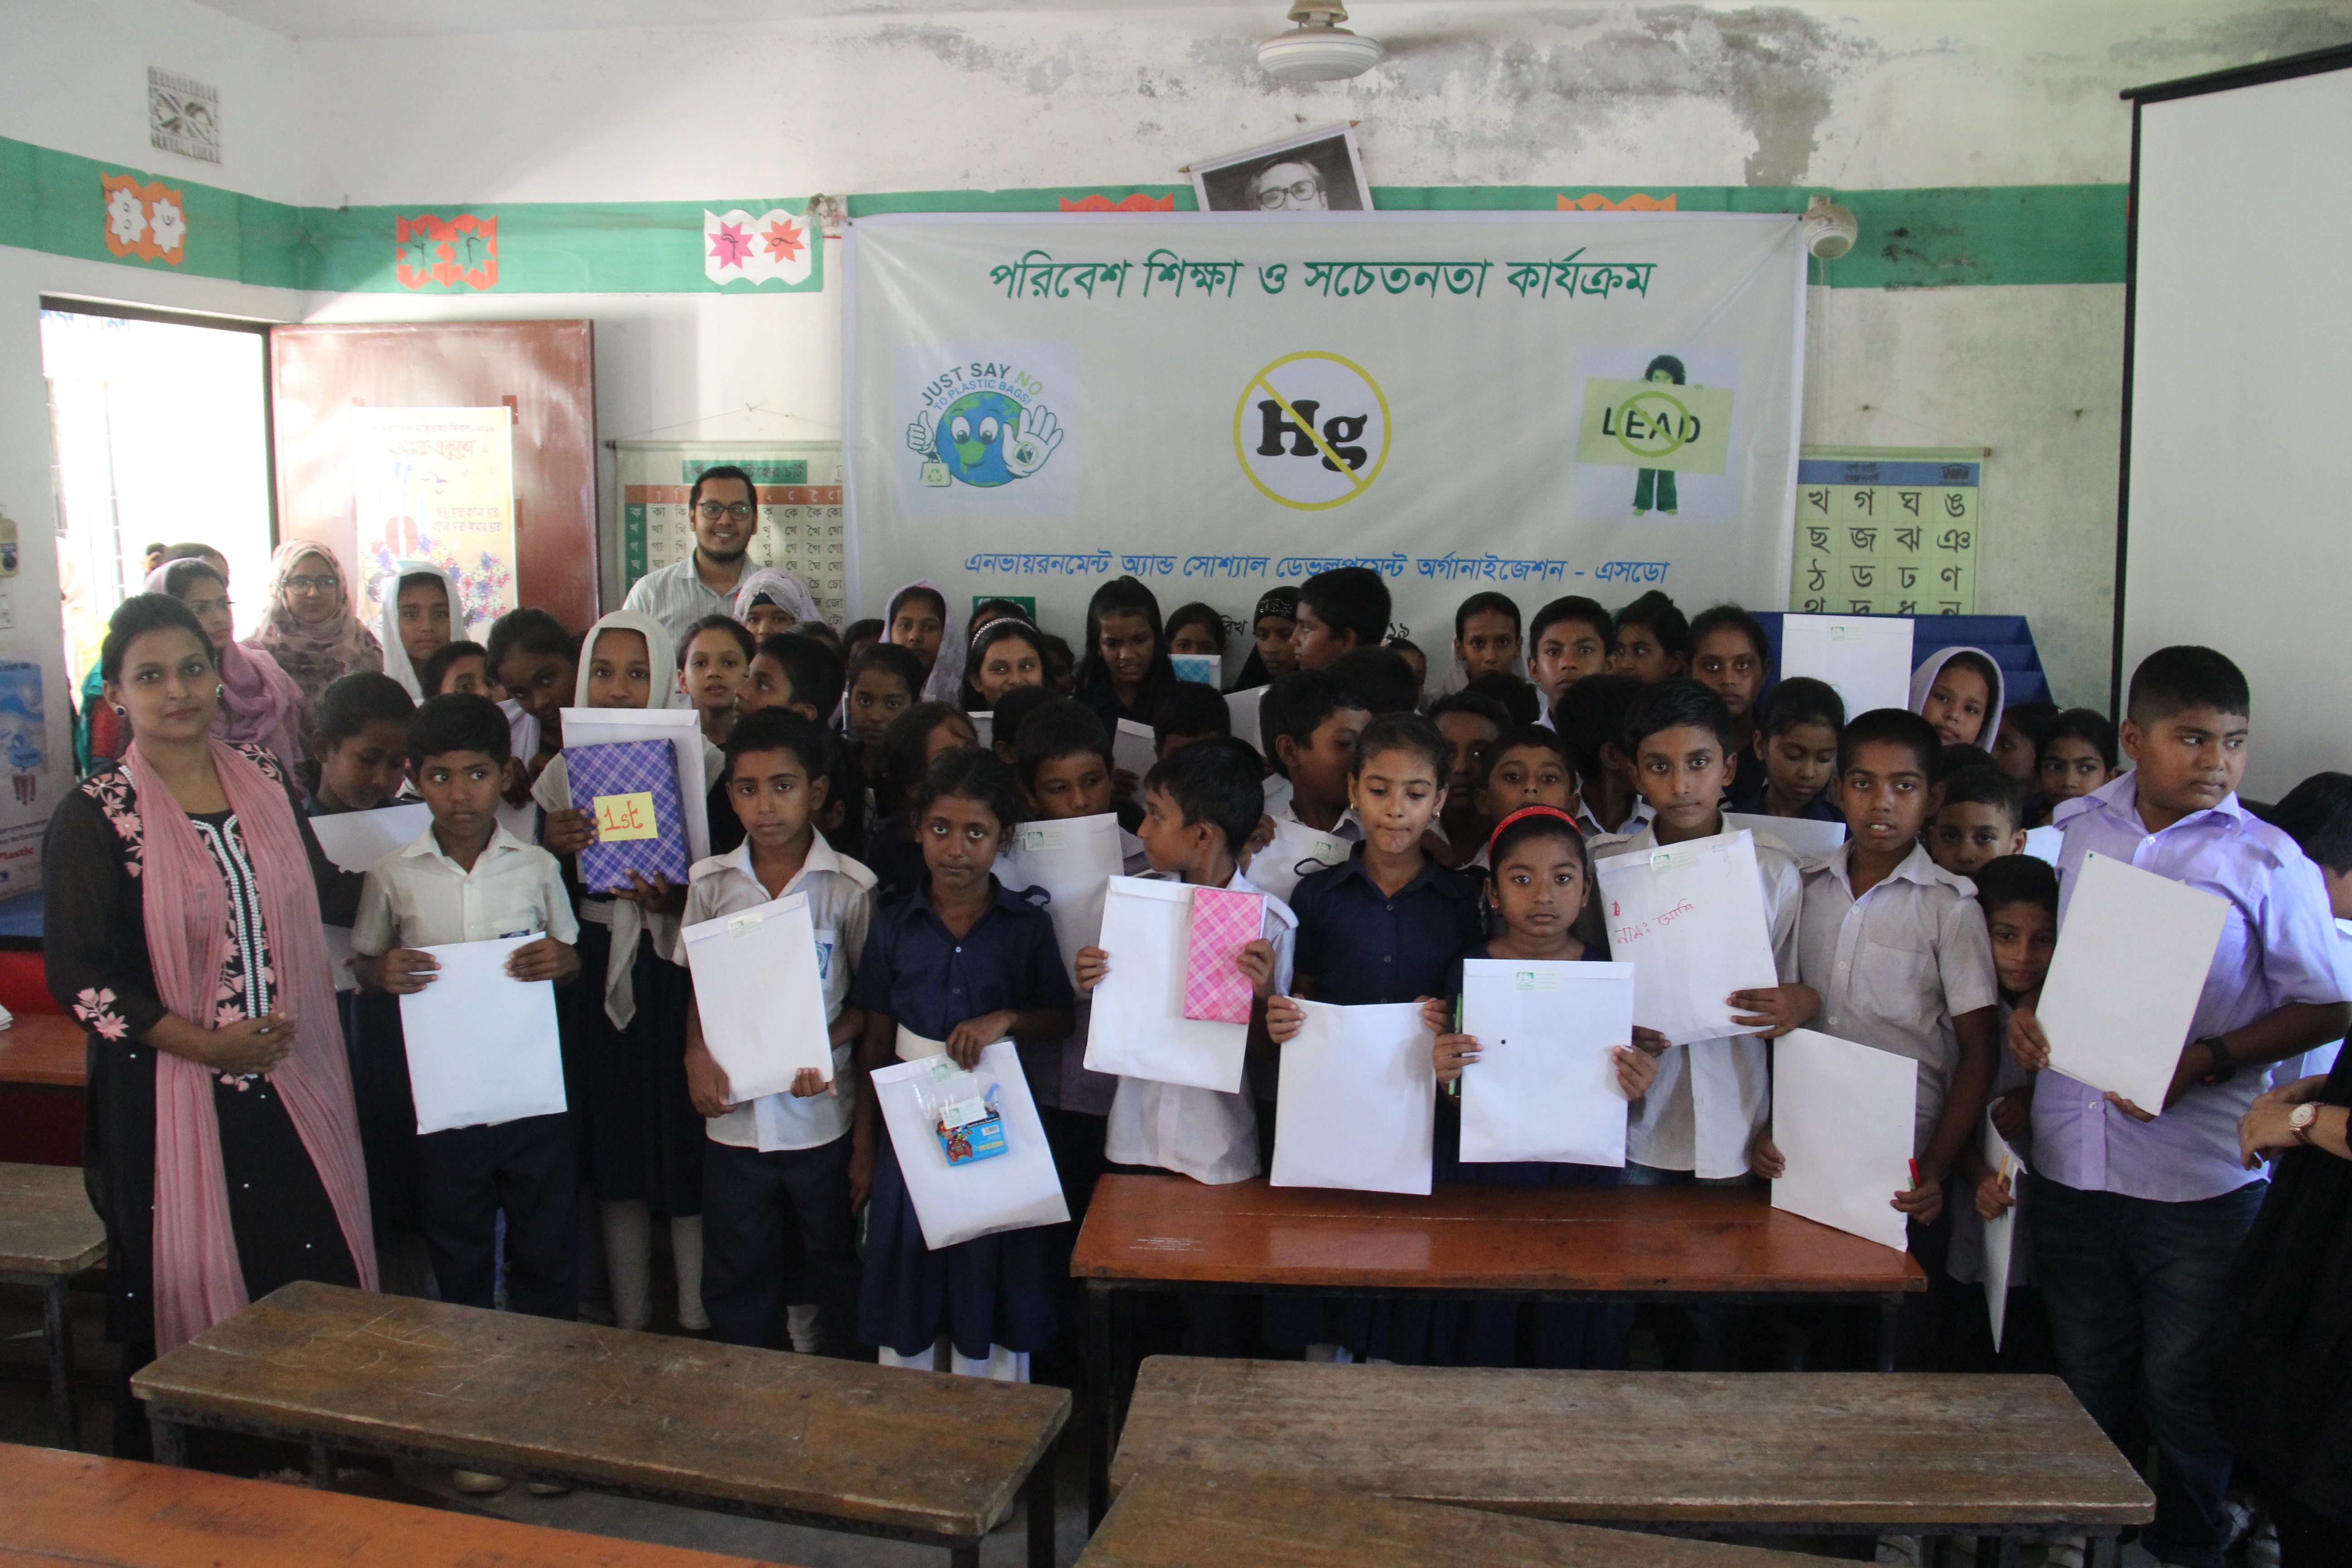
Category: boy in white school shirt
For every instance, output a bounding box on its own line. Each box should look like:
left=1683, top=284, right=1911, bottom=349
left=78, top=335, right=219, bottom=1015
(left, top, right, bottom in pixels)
left=676, top=710, right=874, bottom=1357
left=353, top=698, right=583, bottom=1318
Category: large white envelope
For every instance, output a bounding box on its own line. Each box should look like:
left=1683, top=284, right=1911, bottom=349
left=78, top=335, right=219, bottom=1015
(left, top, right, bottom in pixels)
left=1459, top=958, right=1637, bottom=1167
left=399, top=935, right=567, bottom=1135
left=1770, top=1027, right=1916, bottom=1251
left=1270, top=1000, right=1437, bottom=1196
left=1725, top=812, right=1846, bottom=861
left=558, top=706, right=711, bottom=862
left=310, top=803, right=434, bottom=993
left=1778, top=614, right=1914, bottom=722
left=1225, top=686, right=1267, bottom=755
left=679, top=889, right=835, bottom=1104
left=1113, top=718, right=1157, bottom=781
left=1085, top=875, right=1294, bottom=1093
left=2037, top=851, right=2229, bottom=1112
left=872, top=1040, right=1068, bottom=1250
left=1001, top=812, right=1124, bottom=987
left=1980, top=1113, right=2024, bottom=1352
left=1249, top=815, right=1352, bottom=904
left=1592, top=829, right=1780, bottom=1045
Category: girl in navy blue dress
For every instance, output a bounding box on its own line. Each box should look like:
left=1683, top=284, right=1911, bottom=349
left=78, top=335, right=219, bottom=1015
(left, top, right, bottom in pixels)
left=1423, top=805, right=1664, bottom=1367
left=852, top=747, right=1075, bottom=1381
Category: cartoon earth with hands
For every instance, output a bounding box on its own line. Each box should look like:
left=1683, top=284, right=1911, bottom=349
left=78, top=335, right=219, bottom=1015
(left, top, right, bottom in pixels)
left=906, top=390, right=1063, bottom=488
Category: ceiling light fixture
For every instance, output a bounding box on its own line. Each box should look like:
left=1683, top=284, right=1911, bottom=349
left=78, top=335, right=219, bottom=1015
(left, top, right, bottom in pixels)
left=1257, top=2, right=1384, bottom=83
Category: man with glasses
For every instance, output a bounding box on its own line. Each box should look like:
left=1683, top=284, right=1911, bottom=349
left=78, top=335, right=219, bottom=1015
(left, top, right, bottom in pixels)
left=622, top=464, right=762, bottom=647
left=1245, top=159, right=1328, bottom=212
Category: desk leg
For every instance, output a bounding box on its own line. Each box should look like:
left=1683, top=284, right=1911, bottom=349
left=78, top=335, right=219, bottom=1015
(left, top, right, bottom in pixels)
left=1876, top=1295, right=1900, bottom=1372
left=148, top=1415, right=187, bottom=1468
left=1087, top=1282, right=1111, bottom=1529
left=950, top=1546, right=980, bottom=1568
left=1025, top=1437, right=1057, bottom=1568
left=308, top=1437, right=335, bottom=1488
left=43, top=1277, right=77, bottom=1451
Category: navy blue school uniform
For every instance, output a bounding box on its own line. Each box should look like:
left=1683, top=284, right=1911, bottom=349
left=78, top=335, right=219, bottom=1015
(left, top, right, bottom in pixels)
left=1264, top=848, right=1485, bottom=1361
left=1727, top=777, right=1844, bottom=821
left=853, top=877, right=1076, bottom=1361
left=1728, top=739, right=1769, bottom=811
left=568, top=895, right=701, bottom=1222
left=1426, top=942, right=1630, bottom=1369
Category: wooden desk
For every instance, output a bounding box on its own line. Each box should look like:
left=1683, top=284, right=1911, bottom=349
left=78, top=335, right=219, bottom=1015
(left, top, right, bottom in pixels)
left=1113, top=1358, right=2153, bottom=1567
left=0, top=1014, right=86, bottom=1089
left=0, top=1441, right=785, bottom=1568
left=1072, top=1176, right=1928, bottom=1520
left=1084, top=1466, right=1836, bottom=1568
left=133, top=1281, right=1069, bottom=1568
left=0, top=1161, right=104, bottom=1450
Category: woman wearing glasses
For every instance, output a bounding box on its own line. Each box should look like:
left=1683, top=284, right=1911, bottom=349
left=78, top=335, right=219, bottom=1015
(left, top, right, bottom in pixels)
left=621, top=464, right=764, bottom=650
left=246, top=542, right=383, bottom=758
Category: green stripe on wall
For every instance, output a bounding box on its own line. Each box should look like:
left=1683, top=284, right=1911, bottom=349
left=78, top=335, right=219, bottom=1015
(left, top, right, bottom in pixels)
left=0, top=133, right=2125, bottom=294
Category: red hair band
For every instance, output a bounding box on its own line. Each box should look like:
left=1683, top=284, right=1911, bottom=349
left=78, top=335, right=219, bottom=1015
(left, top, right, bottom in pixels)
left=1485, top=804, right=1581, bottom=865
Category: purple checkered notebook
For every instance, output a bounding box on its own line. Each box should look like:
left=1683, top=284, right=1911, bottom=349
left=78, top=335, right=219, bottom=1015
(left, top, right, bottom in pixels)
left=568, top=739, right=691, bottom=892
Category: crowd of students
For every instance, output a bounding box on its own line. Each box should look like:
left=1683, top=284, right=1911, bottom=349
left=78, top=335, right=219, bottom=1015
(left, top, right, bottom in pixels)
left=51, top=466, right=2352, bottom=1565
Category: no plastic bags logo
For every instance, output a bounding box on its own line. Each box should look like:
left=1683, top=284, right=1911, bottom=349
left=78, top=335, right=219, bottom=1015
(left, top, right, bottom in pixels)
left=1234, top=351, right=1390, bottom=510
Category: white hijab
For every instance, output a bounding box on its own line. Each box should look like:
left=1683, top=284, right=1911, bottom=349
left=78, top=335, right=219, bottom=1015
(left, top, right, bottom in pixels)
left=884, top=578, right=965, bottom=704
left=732, top=567, right=824, bottom=631
left=375, top=560, right=461, bottom=700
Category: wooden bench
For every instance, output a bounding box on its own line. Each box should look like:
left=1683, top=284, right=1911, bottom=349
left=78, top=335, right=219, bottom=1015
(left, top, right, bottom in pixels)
left=0, top=1440, right=786, bottom=1568
left=1085, top=1465, right=1840, bottom=1568
left=133, top=1280, right=1069, bottom=1568
left=1112, top=1357, right=2154, bottom=1568
left=0, top=1161, right=105, bottom=1450
left=0, top=1013, right=88, bottom=1090
left=1072, top=1174, right=1928, bottom=1518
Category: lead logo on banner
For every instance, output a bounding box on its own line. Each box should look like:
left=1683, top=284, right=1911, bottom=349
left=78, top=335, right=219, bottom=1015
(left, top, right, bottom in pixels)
left=895, top=343, right=1077, bottom=516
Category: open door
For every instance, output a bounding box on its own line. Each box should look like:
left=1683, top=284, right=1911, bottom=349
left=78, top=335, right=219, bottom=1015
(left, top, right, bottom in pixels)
left=269, top=320, right=598, bottom=639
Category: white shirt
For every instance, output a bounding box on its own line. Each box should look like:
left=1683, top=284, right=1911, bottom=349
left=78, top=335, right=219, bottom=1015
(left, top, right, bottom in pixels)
left=1104, top=862, right=1297, bottom=1185
left=1798, top=840, right=2000, bottom=1158
left=1247, top=797, right=1362, bottom=905
left=675, top=832, right=876, bottom=1151
left=1588, top=818, right=1802, bottom=1178
left=622, top=554, right=748, bottom=652
left=352, top=824, right=580, bottom=956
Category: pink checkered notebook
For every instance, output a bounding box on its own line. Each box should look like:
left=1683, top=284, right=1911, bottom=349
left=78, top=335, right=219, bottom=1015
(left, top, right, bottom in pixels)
left=1181, top=885, right=1265, bottom=1025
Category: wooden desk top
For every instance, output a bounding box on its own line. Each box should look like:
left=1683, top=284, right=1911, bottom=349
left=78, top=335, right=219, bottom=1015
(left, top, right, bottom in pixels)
left=1086, top=1467, right=1834, bottom=1568
left=132, top=1281, right=1069, bottom=1543
left=0, top=1014, right=86, bottom=1090
left=0, top=1161, right=103, bottom=1277
left=0, top=1442, right=784, bottom=1568
left=1112, top=1357, right=2154, bottom=1530
left=1073, top=1175, right=1927, bottom=1296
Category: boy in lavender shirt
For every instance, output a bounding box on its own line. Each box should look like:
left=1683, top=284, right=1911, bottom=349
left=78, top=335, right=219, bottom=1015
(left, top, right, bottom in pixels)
left=2008, top=647, right=2350, bottom=1568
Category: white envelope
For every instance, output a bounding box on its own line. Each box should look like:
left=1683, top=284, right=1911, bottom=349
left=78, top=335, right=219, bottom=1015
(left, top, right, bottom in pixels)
left=1113, top=717, right=1157, bottom=781
left=2023, top=825, right=2063, bottom=865
left=1001, top=813, right=1124, bottom=987
left=1459, top=959, right=1636, bottom=1167
left=558, top=706, right=711, bottom=862
left=872, top=1040, right=1068, bottom=1250
left=1225, top=686, right=1268, bottom=755
left=1270, top=1000, right=1437, bottom=1195
left=399, top=935, right=567, bottom=1136
left=679, top=890, right=835, bottom=1103
left=1778, top=614, right=1914, bottom=722
left=969, top=710, right=994, bottom=750
left=1249, top=815, right=1352, bottom=904
left=1592, top=829, right=1780, bottom=1045
left=1085, top=876, right=1294, bottom=1093
left=1980, top=1114, right=2024, bottom=1352
left=1769, top=1026, right=1916, bottom=1251
left=2036, top=851, right=2229, bottom=1112
left=310, top=803, right=434, bottom=993
left=1724, top=812, right=1846, bottom=861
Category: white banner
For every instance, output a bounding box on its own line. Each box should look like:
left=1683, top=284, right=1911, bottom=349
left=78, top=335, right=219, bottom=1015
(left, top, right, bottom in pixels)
left=844, top=211, right=1805, bottom=639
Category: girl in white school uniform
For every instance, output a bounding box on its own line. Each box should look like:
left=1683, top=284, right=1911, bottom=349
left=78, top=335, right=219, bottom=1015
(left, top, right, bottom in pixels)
left=375, top=562, right=462, bottom=701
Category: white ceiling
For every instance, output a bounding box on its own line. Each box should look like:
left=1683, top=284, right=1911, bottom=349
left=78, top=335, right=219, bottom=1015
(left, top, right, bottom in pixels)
left=193, top=0, right=1251, bottom=39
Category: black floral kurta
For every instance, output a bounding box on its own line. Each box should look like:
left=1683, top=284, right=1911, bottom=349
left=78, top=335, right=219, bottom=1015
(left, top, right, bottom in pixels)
left=43, top=745, right=366, bottom=1359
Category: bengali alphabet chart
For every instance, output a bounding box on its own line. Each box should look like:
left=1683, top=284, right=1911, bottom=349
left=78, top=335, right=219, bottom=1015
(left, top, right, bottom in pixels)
left=619, top=442, right=848, bottom=626
left=1789, top=452, right=1982, bottom=616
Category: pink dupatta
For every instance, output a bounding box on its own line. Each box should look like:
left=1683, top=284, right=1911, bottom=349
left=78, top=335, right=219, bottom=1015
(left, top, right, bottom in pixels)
left=125, top=738, right=378, bottom=1351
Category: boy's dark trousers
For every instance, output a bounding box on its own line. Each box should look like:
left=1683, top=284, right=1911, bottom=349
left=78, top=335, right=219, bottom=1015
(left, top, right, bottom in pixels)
left=416, top=1112, right=579, bottom=1319
left=702, top=1131, right=860, bottom=1354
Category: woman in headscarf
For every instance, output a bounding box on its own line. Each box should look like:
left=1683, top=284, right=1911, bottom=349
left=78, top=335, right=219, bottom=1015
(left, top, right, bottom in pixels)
left=882, top=580, right=965, bottom=705
left=44, top=593, right=376, bottom=1459
left=374, top=561, right=460, bottom=701
left=149, top=558, right=305, bottom=773
left=731, top=567, right=823, bottom=641
left=246, top=542, right=383, bottom=751
left=532, top=610, right=710, bottom=1338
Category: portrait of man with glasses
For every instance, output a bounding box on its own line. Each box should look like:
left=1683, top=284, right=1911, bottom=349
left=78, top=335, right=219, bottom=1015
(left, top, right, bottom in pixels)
left=621, top=462, right=763, bottom=648
left=1193, top=127, right=1370, bottom=214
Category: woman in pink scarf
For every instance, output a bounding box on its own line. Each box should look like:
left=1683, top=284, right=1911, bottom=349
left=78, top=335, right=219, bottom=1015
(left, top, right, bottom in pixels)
left=148, top=558, right=305, bottom=770
left=44, top=593, right=377, bottom=1461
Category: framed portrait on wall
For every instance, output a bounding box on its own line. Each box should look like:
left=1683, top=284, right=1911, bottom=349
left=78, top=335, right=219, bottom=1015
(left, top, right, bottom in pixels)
left=1190, top=124, right=1372, bottom=213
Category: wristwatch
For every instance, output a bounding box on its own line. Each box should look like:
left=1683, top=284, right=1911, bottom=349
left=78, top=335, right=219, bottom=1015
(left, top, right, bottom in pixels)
left=2289, top=1102, right=2322, bottom=1146
left=2196, top=1035, right=2237, bottom=1085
